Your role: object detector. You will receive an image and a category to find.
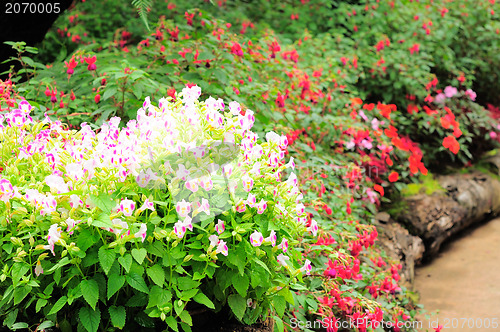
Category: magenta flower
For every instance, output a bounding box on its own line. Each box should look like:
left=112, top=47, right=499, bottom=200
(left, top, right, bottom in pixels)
left=434, top=93, right=446, bottom=104
left=444, top=86, right=458, bottom=98
left=465, top=89, right=477, bottom=101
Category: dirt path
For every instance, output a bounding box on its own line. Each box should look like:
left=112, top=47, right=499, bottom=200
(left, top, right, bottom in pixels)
left=414, top=218, right=500, bottom=331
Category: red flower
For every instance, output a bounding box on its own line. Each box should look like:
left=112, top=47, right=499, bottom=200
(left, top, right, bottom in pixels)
left=94, top=94, right=101, bottom=104
left=275, top=92, right=285, bottom=108
left=64, top=57, right=78, bottom=75
left=185, top=12, right=195, bottom=26
left=374, top=184, right=384, bottom=196
left=442, top=136, right=460, bottom=154
left=231, top=42, right=243, bottom=56
left=388, top=171, right=399, bottom=182
left=407, top=104, right=418, bottom=114
left=84, top=56, right=97, bottom=71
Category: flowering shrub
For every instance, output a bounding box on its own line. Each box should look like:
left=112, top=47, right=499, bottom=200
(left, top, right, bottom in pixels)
left=2, top=0, right=500, bottom=331
left=0, top=88, right=312, bottom=331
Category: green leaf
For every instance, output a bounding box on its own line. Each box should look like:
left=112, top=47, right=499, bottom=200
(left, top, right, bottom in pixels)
left=80, top=280, right=99, bottom=310
left=232, top=274, right=249, bottom=298
left=11, top=322, right=28, bottom=330
left=166, top=316, right=179, bottom=332
left=273, top=316, right=284, bottom=332
left=89, top=194, right=116, bottom=214
left=176, top=277, right=200, bottom=291
left=91, top=213, right=113, bottom=229
left=213, top=69, right=228, bottom=85
left=107, top=274, right=125, bottom=300
left=179, top=310, right=192, bottom=326
left=131, top=248, right=147, bottom=265
left=108, top=306, right=126, bottom=329
left=273, top=295, right=286, bottom=317
left=98, top=247, right=116, bottom=276
left=103, top=85, right=118, bottom=101
left=147, top=286, right=172, bottom=308
left=126, top=273, right=149, bottom=293
left=77, top=229, right=99, bottom=252
left=193, top=292, right=215, bottom=309
left=118, top=254, right=132, bottom=273
left=79, top=307, right=101, bottom=332
left=48, top=296, right=68, bottom=315
left=13, top=286, right=31, bottom=305
left=227, top=294, right=246, bottom=321
left=146, top=265, right=165, bottom=287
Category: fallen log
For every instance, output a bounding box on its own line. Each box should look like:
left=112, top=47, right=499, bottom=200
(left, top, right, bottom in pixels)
left=396, top=155, right=500, bottom=258
left=374, top=213, right=425, bottom=285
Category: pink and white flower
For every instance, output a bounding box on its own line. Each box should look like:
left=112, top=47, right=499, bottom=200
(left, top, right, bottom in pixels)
left=216, top=240, right=228, bottom=256
left=185, top=178, right=199, bottom=193
left=69, top=194, right=83, bottom=209
left=308, top=219, right=319, bottom=236
left=119, top=199, right=136, bottom=217
left=242, top=174, right=254, bottom=192
left=296, top=203, right=305, bottom=216
left=109, top=219, right=129, bottom=236
left=215, top=219, right=225, bottom=234
left=265, top=230, right=277, bottom=247
left=256, top=199, right=267, bottom=214
left=209, top=234, right=219, bottom=247
left=277, top=253, right=290, bottom=267
left=199, top=175, right=213, bottom=191
left=300, top=259, right=312, bottom=275
left=134, top=223, right=147, bottom=242
left=176, top=199, right=192, bottom=218
left=236, top=200, right=246, bottom=213
left=174, top=220, right=187, bottom=239
left=66, top=218, right=79, bottom=235
left=278, top=238, right=289, bottom=253
left=246, top=193, right=257, bottom=207
left=228, top=101, right=241, bottom=115
left=41, top=195, right=57, bottom=215
left=136, top=171, right=151, bottom=188
left=197, top=198, right=210, bottom=215
left=138, top=198, right=155, bottom=212
left=47, top=223, right=62, bottom=256
left=250, top=231, right=264, bottom=247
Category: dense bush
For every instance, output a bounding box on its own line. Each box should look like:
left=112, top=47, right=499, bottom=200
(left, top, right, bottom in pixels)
left=1, top=0, right=499, bottom=331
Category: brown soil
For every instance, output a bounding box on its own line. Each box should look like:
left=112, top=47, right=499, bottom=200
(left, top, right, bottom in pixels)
left=414, top=218, right=500, bottom=331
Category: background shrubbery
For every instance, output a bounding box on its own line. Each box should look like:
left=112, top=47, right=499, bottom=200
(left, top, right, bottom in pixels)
left=1, top=0, right=500, bottom=331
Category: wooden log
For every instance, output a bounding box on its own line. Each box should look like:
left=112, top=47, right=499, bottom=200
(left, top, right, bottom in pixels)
left=396, top=156, right=500, bottom=258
